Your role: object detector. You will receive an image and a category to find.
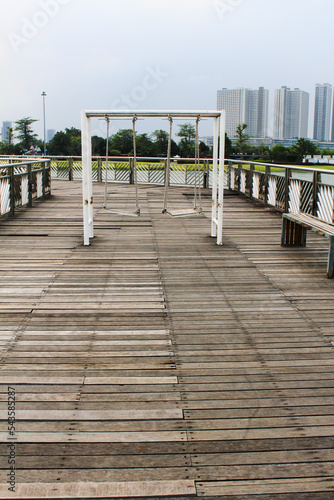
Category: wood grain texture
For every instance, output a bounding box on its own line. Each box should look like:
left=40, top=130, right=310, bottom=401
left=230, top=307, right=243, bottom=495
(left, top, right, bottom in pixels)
left=0, top=182, right=334, bottom=498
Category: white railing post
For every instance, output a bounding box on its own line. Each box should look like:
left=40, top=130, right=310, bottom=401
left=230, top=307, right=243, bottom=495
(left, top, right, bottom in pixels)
left=81, top=111, right=93, bottom=245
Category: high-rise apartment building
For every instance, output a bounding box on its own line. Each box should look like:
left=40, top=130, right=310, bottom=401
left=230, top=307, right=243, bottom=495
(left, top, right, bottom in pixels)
left=217, top=87, right=268, bottom=139
left=47, top=129, right=56, bottom=142
left=313, top=83, right=333, bottom=142
left=1, top=121, right=13, bottom=143
left=273, top=87, right=309, bottom=139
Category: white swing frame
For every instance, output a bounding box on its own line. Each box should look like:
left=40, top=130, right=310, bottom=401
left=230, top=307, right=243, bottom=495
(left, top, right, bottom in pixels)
left=81, top=109, right=225, bottom=246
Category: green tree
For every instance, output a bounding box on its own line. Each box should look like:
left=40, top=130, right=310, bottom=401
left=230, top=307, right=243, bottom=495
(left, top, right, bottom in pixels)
left=320, top=148, right=334, bottom=156
left=151, top=129, right=169, bottom=156
left=4, top=127, right=14, bottom=145
left=92, top=136, right=106, bottom=156
left=234, top=123, right=249, bottom=155
left=177, top=123, right=196, bottom=157
left=47, top=128, right=81, bottom=156
left=269, top=144, right=289, bottom=163
left=14, top=117, right=38, bottom=151
left=257, top=143, right=270, bottom=160
left=151, top=129, right=180, bottom=157
left=289, top=138, right=319, bottom=163
left=225, top=133, right=233, bottom=158
left=109, top=129, right=134, bottom=155
left=136, top=133, right=155, bottom=156
left=0, top=142, right=21, bottom=155
left=199, top=141, right=210, bottom=157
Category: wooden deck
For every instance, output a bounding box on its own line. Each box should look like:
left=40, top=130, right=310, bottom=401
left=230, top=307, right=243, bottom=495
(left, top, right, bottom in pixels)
left=1, top=180, right=334, bottom=499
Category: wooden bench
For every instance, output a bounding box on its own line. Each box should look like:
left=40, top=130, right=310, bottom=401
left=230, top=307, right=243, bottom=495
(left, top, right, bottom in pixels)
left=281, top=212, right=334, bottom=279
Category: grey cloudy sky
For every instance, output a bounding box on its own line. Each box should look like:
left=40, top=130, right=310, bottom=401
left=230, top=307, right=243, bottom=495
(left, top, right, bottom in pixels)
left=1, top=0, right=333, bottom=139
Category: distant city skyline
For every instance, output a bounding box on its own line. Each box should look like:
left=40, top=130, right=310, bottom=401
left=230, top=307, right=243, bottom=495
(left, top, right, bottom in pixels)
left=217, top=87, right=268, bottom=139
left=273, top=87, right=309, bottom=140
left=1, top=121, right=12, bottom=144
left=215, top=83, right=334, bottom=142
left=217, top=86, right=312, bottom=141
left=47, top=129, right=56, bottom=142
left=3, top=82, right=334, bottom=145
left=313, top=83, right=333, bottom=142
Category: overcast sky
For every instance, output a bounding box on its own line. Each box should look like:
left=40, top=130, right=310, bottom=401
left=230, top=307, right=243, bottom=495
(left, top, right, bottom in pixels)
left=1, top=0, right=334, bottom=140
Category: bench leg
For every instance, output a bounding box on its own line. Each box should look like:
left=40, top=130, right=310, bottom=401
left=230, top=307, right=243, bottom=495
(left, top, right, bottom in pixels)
left=281, top=218, right=307, bottom=246
left=327, top=236, right=334, bottom=279
left=281, top=217, right=287, bottom=246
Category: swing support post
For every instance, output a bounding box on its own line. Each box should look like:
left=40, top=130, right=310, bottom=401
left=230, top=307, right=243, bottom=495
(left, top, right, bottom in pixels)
left=211, top=116, right=219, bottom=239
left=81, top=110, right=93, bottom=245
left=81, top=110, right=225, bottom=246
left=211, top=110, right=225, bottom=244
left=217, top=111, right=225, bottom=245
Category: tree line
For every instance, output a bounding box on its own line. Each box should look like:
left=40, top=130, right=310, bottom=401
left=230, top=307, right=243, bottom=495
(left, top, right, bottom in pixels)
left=0, top=118, right=211, bottom=158
left=0, top=117, right=331, bottom=164
left=233, top=123, right=321, bottom=164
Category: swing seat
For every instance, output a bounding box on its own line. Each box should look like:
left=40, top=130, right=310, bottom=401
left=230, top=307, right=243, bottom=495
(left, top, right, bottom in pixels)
left=166, top=208, right=202, bottom=218
left=101, top=207, right=140, bottom=217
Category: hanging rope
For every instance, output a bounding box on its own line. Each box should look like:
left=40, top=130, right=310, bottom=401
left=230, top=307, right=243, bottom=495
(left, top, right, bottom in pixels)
left=162, top=115, right=203, bottom=217
left=162, top=115, right=173, bottom=213
left=102, top=114, right=140, bottom=217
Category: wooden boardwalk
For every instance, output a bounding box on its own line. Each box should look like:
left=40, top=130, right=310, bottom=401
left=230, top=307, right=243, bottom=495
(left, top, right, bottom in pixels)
left=0, top=180, right=334, bottom=499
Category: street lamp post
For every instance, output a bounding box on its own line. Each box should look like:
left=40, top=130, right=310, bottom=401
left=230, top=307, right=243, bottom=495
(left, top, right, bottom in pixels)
left=41, top=91, right=47, bottom=155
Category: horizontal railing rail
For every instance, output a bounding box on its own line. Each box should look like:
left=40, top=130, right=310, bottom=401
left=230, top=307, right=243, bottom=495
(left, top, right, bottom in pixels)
left=0, top=160, right=51, bottom=218
left=226, top=160, right=334, bottom=224
left=0, top=156, right=215, bottom=189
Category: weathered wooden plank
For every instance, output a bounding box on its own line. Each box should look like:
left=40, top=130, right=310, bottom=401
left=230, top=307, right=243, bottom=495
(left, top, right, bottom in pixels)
left=0, top=453, right=192, bottom=469
left=15, top=340, right=171, bottom=346
left=192, top=448, right=334, bottom=466
left=0, top=431, right=188, bottom=442
left=0, top=480, right=196, bottom=499
left=184, top=406, right=334, bottom=419
left=196, top=477, right=334, bottom=496
left=0, top=409, right=182, bottom=420
left=9, top=401, right=183, bottom=410
left=3, top=351, right=174, bottom=357
left=2, top=436, right=331, bottom=456
left=2, top=420, right=187, bottom=433
left=15, top=329, right=170, bottom=335
left=84, top=376, right=178, bottom=384
left=0, top=391, right=182, bottom=402
left=188, top=427, right=334, bottom=440
left=0, top=377, right=83, bottom=384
